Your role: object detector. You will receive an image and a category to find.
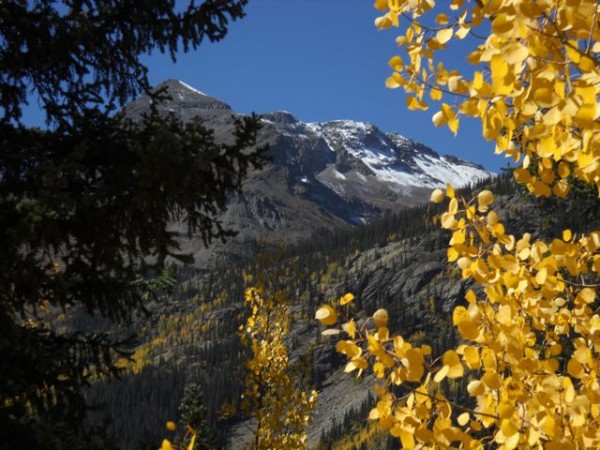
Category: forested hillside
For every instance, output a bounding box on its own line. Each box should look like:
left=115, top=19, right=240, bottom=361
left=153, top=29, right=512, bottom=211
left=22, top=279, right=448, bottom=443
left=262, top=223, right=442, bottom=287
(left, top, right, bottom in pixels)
left=83, top=172, right=577, bottom=449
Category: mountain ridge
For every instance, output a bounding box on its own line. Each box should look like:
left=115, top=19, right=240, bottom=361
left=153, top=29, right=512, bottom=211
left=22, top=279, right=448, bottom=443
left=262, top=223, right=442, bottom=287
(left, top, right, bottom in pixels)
left=125, top=79, right=494, bottom=265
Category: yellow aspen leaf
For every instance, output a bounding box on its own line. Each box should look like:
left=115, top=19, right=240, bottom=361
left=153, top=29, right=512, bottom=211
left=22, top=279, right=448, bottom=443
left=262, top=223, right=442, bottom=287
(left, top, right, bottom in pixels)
left=385, top=74, right=403, bottom=89
left=450, top=230, right=465, bottom=245
left=496, top=304, right=512, bottom=325
left=568, top=358, right=585, bottom=378
left=374, top=15, right=393, bottom=30
left=465, top=290, right=477, bottom=304
left=161, top=439, right=174, bottom=450
left=406, top=96, right=428, bottom=111
left=430, top=188, right=444, bottom=203
left=434, top=363, right=449, bottom=383
left=463, top=346, right=481, bottom=370
left=166, top=421, right=176, bottom=431
left=373, top=0, right=388, bottom=11
left=368, top=408, right=379, bottom=420
left=453, top=306, right=468, bottom=325
left=543, top=106, right=562, bottom=126
left=448, top=247, right=460, bottom=262
left=432, top=110, right=447, bottom=128
left=574, top=346, right=592, bottom=365
left=315, top=305, right=337, bottom=326
left=443, top=103, right=459, bottom=134
left=578, top=54, right=595, bottom=72
left=533, top=87, right=556, bottom=108
left=501, top=419, right=519, bottom=440
left=458, top=320, right=479, bottom=340
left=372, top=308, right=389, bottom=328
left=441, top=212, right=457, bottom=229
left=405, top=348, right=425, bottom=381
left=342, top=319, right=357, bottom=338
left=577, top=104, right=599, bottom=129
left=457, top=412, right=470, bottom=426
left=487, top=211, right=499, bottom=225
left=471, top=71, right=484, bottom=91
left=373, top=362, right=385, bottom=378
left=436, top=28, right=453, bottom=44
left=482, top=109, right=504, bottom=140
left=435, top=13, right=449, bottom=24
left=337, top=340, right=361, bottom=358
left=504, top=42, right=529, bottom=65
left=377, top=326, right=390, bottom=342
left=321, top=328, right=341, bottom=336
left=448, top=197, right=458, bottom=214
left=562, top=377, right=575, bottom=403
left=514, top=168, right=531, bottom=183
left=530, top=180, right=552, bottom=198
left=446, top=183, right=455, bottom=199
left=535, top=267, right=548, bottom=285
left=576, top=288, right=595, bottom=304
left=430, top=86, right=442, bottom=100
left=399, top=430, right=416, bottom=449
left=528, top=427, right=541, bottom=446
left=490, top=55, right=510, bottom=94
left=576, top=85, right=596, bottom=105
left=467, top=380, right=485, bottom=396
left=477, top=190, right=494, bottom=212
left=466, top=205, right=476, bottom=220
left=557, top=162, right=571, bottom=178
left=443, top=350, right=464, bottom=378
left=345, top=357, right=369, bottom=374
left=540, top=415, right=556, bottom=438
left=455, top=25, right=469, bottom=39
left=552, top=179, right=569, bottom=197
left=565, top=43, right=581, bottom=64
left=481, top=372, right=501, bottom=389
left=388, top=55, right=403, bottom=71
left=492, top=13, right=513, bottom=35
left=501, top=255, right=519, bottom=273
left=340, top=293, right=354, bottom=305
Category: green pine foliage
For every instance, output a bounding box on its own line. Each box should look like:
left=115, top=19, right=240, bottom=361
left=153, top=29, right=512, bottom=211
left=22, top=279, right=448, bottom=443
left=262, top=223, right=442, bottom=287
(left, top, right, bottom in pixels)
left=0, top=1, right=267, bottom=448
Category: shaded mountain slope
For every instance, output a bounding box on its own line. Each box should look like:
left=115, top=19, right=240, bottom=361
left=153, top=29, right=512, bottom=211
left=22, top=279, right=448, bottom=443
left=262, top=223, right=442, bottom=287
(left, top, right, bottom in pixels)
left=124, top=80, right=493, bottom=266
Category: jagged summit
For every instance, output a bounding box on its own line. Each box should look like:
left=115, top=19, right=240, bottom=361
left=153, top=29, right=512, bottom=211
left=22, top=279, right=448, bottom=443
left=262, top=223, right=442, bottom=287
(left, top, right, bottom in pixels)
left=122, top=79, right=494, bottom=264
left=159, top=79, right=208, bottom=96
left=260, top=111, right=299, bottom=124
left=124, top=79, right=232, bottom=120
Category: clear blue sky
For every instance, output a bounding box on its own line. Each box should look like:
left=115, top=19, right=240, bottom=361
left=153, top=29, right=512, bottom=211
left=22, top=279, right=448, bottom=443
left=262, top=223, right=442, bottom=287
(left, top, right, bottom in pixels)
left=142, top=0, right=509, bottom=173
left=23, top=1, right=508, bottom=172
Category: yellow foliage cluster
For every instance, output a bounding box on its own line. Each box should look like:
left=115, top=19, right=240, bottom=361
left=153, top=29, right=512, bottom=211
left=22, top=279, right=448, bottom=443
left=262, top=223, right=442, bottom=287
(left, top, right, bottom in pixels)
left=377, top=0, right=600, bottom=199
left=159, top=421, right=197, bottom=450
left=318, top=187, right=600, bottom=447
left=316, top=1, right=600, bottom=448
left=242, top=286, right=317, bottom=449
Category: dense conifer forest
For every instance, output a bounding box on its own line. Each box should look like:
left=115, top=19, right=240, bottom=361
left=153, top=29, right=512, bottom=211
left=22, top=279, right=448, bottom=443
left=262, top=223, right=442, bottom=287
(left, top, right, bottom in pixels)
left=85, top=174, right=528, bottom=449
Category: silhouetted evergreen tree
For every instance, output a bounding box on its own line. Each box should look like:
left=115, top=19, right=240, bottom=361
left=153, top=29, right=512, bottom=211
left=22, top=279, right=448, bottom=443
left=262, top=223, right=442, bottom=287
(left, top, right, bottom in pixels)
left=0, top=1, right=267, bottom=448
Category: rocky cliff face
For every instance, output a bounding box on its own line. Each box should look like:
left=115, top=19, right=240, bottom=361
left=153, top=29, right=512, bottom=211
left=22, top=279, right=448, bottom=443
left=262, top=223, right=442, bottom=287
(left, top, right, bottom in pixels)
left=125, top=79, right=493, bottom=266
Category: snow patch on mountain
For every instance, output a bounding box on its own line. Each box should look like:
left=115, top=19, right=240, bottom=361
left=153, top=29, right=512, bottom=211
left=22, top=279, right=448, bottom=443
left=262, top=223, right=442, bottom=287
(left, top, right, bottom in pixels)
left=304, top=119, right=492, bottom=190
left=177, top=80, right=207, bottom=96
left=332, top=169, right=346, bottom=180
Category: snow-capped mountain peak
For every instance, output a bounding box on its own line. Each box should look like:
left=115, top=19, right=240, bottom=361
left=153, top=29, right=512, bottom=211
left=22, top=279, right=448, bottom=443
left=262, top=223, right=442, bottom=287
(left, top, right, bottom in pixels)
left=123, top=80, right=494, bottom=265
left=287, top=118, right=492, bottom=190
